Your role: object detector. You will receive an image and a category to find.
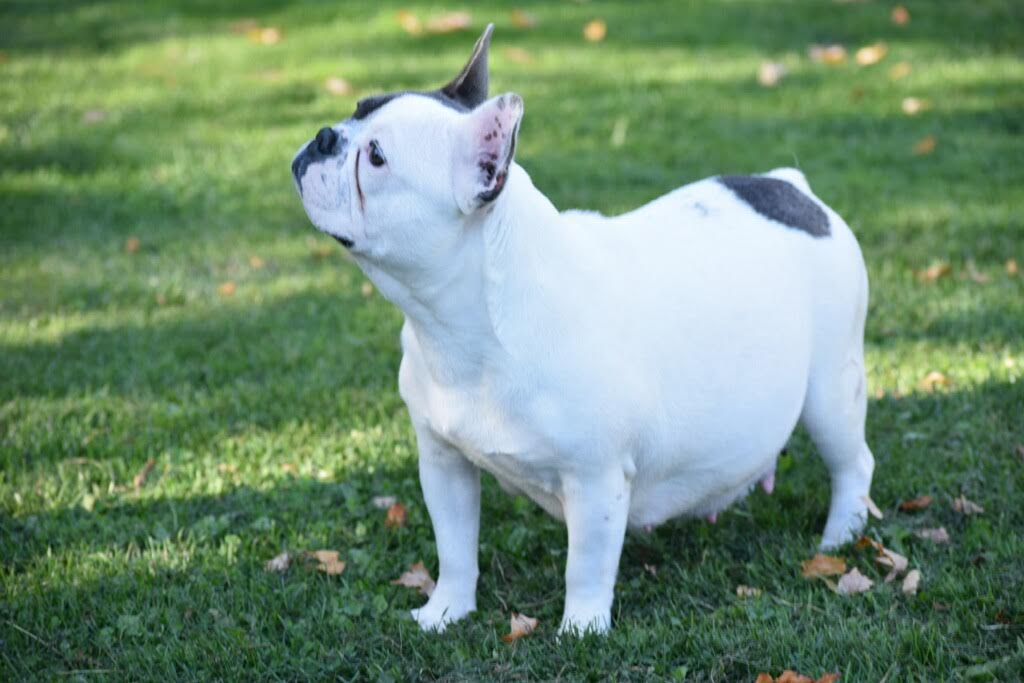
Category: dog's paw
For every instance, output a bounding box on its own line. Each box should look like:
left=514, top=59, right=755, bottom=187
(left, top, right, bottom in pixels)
left=557, top=608, right=611, bottom=637
left=410, top=593, right=475, bottom=633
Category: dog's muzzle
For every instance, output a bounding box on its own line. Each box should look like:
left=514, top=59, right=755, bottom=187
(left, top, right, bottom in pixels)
left=291, top=126, right=346, bottom=186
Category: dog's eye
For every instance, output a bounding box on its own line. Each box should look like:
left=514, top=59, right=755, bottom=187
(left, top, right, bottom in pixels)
left=368, top=140, right=386, bottom=168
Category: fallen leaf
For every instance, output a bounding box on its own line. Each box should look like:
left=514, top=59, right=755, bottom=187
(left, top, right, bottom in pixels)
left=396, top=10, right=422, bottom=35
left=371, top=495, right=396, bottom=509
left=889, top=61, right=911, bottom=79
left=281, top=462, right=296, bottom=474
left=855, top=535, right=883, bottom=551
left=917, top=261, right=951, bottom=283
left=855, top=42, right=888, bottom=66
left=836, top=567, right=874, bottom=595
left=913, top=135, right=936, bottom=155
left=902, top=569, right=921, bottom=595
left=758, top=61, right=787, bottom=87
left=861, top=495, right=884, bottom=519
left=360, top=281, right=374, bottom=297
left=218, top=281, right=237, bottom=297
left=229, top=18, right=259, bottom=34
left=736, top=585, right=763, bottom=598
left=755, top=675, right=774, bottom=683
left=310, top=549, right=346, bottom=575
left=901, top=97, right=929, bottom=115
left=777, top=671, right=813, bottom=683
left=808, top=43, right=847, bottom=65
left=1006, top=258, right=1019, bottom=276
left=891, top=5, right=910, bottom=25
left=583, top=19, right=607, bottom=42
left=875, top=547, right=909, bottom=582
left=124, top=236, right=141, bottom=253
left=510, top=9, right=537, bottom=29
left=425, top=11, right=472, bottom=34
left=385, top=502, right=407, bottom=528
left=502, top=612, right=538, bottom=642
left=265, top=551, right=291, bottom=572
left=919, top=370, right=950, bottom=391
left=817, top=674, right=841, bottom=683
left=217, top=462, right=237, bottom=474
left=325, top=76, right=352, bottom=96
left=82, top=109, right=107, bottom=124
left=392, top=561, right=435, bottom=596
left=132, top=458, right=156, bottom=490
left=966, top=260, right=990, bottom=283
left=503, top=46, right=534, bottom=65
left=249, top=255, right=264, bottom=269
left=802, top=553, right=846, bottom=579
left=952, top=495, right=984, bottom=515
left=247, top=26, right=281, bottom=45
left=899, top=495, right=933, bottom=512
left=643, top=563, right=657, bottom=577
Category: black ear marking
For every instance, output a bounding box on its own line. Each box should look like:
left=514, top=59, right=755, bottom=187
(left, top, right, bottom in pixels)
left=441, top=23, right=494, bottom=109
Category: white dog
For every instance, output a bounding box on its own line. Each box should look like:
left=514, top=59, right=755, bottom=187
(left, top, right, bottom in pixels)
left=291, top=25, right=875, bottom=635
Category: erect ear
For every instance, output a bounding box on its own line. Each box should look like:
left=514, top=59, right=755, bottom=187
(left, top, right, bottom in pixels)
left=441, top=23, right=493, bottom=109
left=453, top=93, right=524, bottom=214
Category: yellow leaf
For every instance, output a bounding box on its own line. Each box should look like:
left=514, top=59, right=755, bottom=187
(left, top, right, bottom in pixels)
left=1006, top=258, right=1019, bottom=276
left=919, top=370, right=950, bottom=392
left=361, top=281, right=374, bottom=297
left=392, top=561, right=436, bottom=596
left=952, top=495, right=984, bottom=515
left=801, top=553, right=846, bottom=579
left=808, top=44, right=847, bottom=65
left=248, top=27, right=281, bottom=45
left=889, top=61, right=911, bottom=80
left=913, top=135, right=936, bottom=155
left=396, top=10, right=422, bottom=35
left=916, top=261, right=950, bottom=282
left=855, top=42, right=888, bottom=66
left=384, top=502, right=407, bottom=528
left=310, top=549, right=346, bottom=575
left=425, top=11, right=472, bottom=34
left=502, top=611, right=538, bottom=642
left=325, top=76, right=352, bottom=96
left=218, top=281, right=237, bottom=297
left=901, top=97, right=928, bottom=115
left=902, top=569, right=921, bottom=595
left=836, top=567, right=873, bottom=595
left=583, top=19, right=607, bottom=43
left=510, top=9, right=537, bottom=29
left=891, top=5, right=910, bottom=26
left=249, top=255, right=265, bottom=269
left=861, top=495, right=884, bottom=520
left=124, top=236, right=141, bottom=253
left=758, top=61, right=787, bottom=87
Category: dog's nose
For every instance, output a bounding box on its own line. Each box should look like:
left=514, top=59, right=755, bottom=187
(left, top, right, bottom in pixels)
left=315, top=127, right=338, bottom=155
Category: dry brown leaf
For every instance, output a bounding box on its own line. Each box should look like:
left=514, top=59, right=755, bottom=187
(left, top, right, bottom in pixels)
left=836, top=567, right=874, bottom=595
left=901, top=97, right=929, bottom=115
left=583, top=19, right=607, bottom=43
left=643, top=563, right=657, bottom=577
left=899, top=495, right=933, bottom=512
left=758, top=61, right=787, bottom=87
left=855, top=42, right=888, bottom=66
left=736, top=585, right=763, bottom=598
left=777, top=671, right=813, bottom=683
left=218, top=281, right=237, bottom=297
left=249, top=255, right=265, bottom=269
left=392, top=561, right=435, bottom=596
left=802, top=553, right=847, bottom=579
left=396, top=10, right=422, bottom=35
left=124, top=236, right=141, bottom=254
left=133, top=458, right=156, bottom=490
left=855, top=535, right=883, bottom=552
left=425, top=11, right=472, bottom=34
left=325, top=76, right=352, bottom=96
left=755, top=674, right=774, bottom=683
left=889, top=61, right=911, bottom=80
left=1006, top=258, right=1019, bottom=276
left=917, top=261, right=951, bottom=283
left=913, top=528, right=950, bottom=544
left=265, top=551, right=291, bottom=572
left=503, top=46, right=534, bottom=65
left=510, top=9, right=538, bottom=29
left=966, top=260, right=990, bottom=284
left=861, top=495, right=884, bottom=520
left=891, top=5, right=911, bottom=25
left=809, top=44, right=847, bottom=65
left=902, top=568, right=921, bottom=595
left=876, top=547, right=909, bottom=582
left=817, top=674, right=841, bottom=683
left=360, top=281, right=374, bottom=297
left=502, top=612, right=538, bottom=642
left=913, top=135, right=936, bottom=155
left=952, top=495, right=984, bottom=515
left=310, top=549, right=346, bottom=575
left=385, top=502, right=407, bottom=528
left=919, top=370, right=951, bottom=391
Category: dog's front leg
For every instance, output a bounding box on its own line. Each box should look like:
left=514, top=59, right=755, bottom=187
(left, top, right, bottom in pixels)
left=410, top=425, right=481, bottom=632
left=559, top=468, right=631, bottom=635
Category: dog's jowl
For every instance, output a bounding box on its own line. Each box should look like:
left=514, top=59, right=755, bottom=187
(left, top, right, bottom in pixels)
left=291, top=24, right=875, bottom=635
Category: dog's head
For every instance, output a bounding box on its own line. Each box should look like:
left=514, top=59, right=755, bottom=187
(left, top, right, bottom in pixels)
left=291, top=24, right=523, bottom=272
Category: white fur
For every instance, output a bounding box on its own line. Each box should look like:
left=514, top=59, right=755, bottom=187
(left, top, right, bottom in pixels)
left=293, top=94, right=874, bottom=635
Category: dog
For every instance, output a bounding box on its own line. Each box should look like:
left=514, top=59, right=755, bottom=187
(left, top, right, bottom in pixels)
left=291, top=24, right=875, bottom=635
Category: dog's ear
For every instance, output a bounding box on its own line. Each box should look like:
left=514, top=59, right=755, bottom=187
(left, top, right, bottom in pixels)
left=453, top=93, right=523, bottom=214
left=441, top=23, right=493, bottom=109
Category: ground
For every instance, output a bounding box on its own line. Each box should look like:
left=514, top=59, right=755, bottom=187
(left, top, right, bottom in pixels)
left=1, top=1, right=1023, bottom=680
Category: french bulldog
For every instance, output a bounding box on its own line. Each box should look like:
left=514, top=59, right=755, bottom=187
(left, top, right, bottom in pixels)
left=291, top=24, right=875, bottom=635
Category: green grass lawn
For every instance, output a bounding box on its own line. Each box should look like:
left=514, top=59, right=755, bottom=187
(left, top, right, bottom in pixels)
left=2, top=1, right=1023, bottom=680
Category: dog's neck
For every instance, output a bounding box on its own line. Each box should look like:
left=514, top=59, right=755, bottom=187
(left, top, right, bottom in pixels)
left=359, top=164, right=565, bottom=385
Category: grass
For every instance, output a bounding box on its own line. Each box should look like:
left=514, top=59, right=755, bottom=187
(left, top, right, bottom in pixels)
left=1, top=0, right=1023, bottom=680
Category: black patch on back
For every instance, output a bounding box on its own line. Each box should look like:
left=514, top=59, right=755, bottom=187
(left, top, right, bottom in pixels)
left=352, top=89, right=470, bottom=121
left=717, top=175, right=830, bottom=237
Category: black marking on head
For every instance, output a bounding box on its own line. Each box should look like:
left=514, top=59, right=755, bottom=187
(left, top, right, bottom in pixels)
left=351, top=89, right=470, bottom=122
left=717, top=175, right=830, bottom=237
